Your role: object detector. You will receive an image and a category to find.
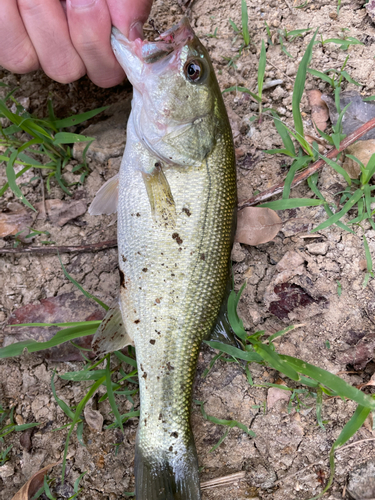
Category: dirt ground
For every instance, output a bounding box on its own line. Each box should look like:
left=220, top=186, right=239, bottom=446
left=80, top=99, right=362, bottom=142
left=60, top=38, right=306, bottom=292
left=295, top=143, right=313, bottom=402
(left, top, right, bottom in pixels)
left=1, top=0, right=375, bottom=498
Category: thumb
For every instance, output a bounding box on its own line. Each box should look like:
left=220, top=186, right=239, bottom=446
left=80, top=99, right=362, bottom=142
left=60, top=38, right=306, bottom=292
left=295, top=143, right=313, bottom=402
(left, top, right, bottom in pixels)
left=106, top=0, right=153, bottom=40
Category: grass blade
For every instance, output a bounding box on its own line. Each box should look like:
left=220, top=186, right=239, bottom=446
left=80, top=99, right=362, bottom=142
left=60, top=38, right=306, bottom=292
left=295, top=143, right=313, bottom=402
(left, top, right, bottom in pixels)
left=105, top=356, right=123, bottom=432
left=311, top=189, right=363, bottom=232
left=260, top=198, right=324, bottom=209
left=53, top=107, right=107, bottom=129
left=280, top=355, right=375, bottom=409
left=292, top=29, right=318, bottom=152
left=205, top=341, right=263, bottom=363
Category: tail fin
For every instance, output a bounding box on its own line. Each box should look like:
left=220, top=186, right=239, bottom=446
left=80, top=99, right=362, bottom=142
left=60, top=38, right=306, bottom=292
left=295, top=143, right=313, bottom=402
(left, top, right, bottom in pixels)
left=135, top=436, right=201, bottom=500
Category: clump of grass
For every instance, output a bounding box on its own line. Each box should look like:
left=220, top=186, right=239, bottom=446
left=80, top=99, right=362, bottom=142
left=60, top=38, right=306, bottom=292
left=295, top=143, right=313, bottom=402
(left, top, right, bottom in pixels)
left=0, top=83, right=107, bottom=210
left=204, top=284, right=375, bottom=499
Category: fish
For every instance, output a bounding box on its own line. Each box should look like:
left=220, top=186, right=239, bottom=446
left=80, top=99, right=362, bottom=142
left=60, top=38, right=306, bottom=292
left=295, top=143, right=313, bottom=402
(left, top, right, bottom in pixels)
left=89, top=17, right=236, bottom=500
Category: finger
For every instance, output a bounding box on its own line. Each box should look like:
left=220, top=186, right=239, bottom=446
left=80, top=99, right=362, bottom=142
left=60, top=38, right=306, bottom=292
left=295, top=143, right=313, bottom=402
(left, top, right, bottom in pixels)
left=66, top=0, right=125, bottom=88
left=18, top=0, right=85, bottom=83
left=106, top=0, right=153, bottom=40
left=0, top=0, right=39, bottom=74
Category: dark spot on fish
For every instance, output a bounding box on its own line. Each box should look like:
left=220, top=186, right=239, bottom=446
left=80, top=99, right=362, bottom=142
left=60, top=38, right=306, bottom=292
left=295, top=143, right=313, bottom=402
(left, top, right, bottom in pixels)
left=144, top=419, right=147, bottom=426
left=142, top=268, right=148, bottom=272
left=166, top=362, right=174, bottom=371
left=119, top=270, right=126, bottom=288
left=182, top=207, right=191, bottom=217
left=140, top=364, right=144, bottom=371
left=200, top=253, right=206, bottom=261
left=150, top=339, right=155, bottom=345
left=159, top=413, right=162, bottom=420
left=119, top=323, right=122, bottom=326
left=170, top=432, right=178, bottom=438
left=171, top=273, right=175, bottom=277
left=134, top=319, right=140, bottom=324
left=172, top=232, right=183, bottom=245
left=157, top=376, right=160, bottom=380
left=175, top=451, right=178, bottom=455
left=136, top=212, right=140, bottom=217
left=155, top=162, right=161, bottom=168
left=142, top=372, right=147, bottom=379
left=122, top=255, right=127, bottom=262
left=155, top=298, right=162, bottom=303
left=169, top=446, right=173, bottom=452
left=155, top=330, right=161, bottom=335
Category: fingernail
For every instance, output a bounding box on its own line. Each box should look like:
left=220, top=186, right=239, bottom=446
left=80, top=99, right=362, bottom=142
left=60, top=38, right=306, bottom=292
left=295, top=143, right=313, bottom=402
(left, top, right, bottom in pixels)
left=69, top=0, right=96, bottom=8
left=129, top=21, right=144, bottom=41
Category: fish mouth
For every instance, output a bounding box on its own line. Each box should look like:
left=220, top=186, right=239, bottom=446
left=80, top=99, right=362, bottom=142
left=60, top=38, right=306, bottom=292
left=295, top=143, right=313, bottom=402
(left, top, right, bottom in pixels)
left=112, top=17, right=195, bottom=64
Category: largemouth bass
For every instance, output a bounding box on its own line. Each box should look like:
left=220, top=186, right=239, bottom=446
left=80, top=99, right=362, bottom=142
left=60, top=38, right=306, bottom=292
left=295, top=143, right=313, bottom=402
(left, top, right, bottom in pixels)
left=89, top=17, right=236, bottom=500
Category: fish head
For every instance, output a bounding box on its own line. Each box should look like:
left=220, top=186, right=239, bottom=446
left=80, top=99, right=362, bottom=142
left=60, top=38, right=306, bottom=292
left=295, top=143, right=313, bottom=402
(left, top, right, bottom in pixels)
left=112, top=17, right=220, bottom=168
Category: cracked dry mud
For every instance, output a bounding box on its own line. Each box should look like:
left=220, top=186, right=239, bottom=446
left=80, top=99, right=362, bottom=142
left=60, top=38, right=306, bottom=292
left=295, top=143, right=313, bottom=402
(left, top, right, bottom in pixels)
left=1, top=0, right=375, bottom=499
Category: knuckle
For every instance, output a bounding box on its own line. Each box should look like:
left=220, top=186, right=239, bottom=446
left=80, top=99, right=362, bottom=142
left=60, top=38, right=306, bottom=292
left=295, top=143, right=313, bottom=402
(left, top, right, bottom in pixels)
left=44, top=58, right=86, bottom=84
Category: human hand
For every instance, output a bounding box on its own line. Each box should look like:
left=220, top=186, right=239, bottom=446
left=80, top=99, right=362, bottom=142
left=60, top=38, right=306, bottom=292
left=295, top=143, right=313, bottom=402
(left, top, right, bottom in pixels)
left=0, top=0, right=153, bottom=88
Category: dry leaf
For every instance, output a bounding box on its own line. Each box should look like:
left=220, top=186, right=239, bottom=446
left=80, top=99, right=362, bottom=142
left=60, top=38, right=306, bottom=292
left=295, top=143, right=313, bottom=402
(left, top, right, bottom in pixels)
left=11, top=461, right=61, bottom=500
left=0, top=205, right=33, bottom=238
left=84, top=406, right=104, bottom=432
left=307, top=89, right=329, bottom=132
left=235, top=207, right=282, bottom=245
left=322, top=91, right=375, bottom=140
left=35, top=199, right=87, bottom=226
left=343, top=139, right=375, bottom=179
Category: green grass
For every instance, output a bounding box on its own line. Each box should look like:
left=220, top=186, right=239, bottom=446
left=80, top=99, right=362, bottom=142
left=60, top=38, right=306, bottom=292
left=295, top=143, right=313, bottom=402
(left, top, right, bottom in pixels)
left=0, top=84, right=107, bottom=209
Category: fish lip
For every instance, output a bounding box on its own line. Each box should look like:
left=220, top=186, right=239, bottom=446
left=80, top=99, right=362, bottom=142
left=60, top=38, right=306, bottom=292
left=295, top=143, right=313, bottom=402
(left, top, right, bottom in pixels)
left=111, top=17, right=196, bottom=64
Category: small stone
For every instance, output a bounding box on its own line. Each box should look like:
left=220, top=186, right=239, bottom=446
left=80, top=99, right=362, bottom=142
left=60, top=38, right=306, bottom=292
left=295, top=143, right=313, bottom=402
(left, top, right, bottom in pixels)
left=329, top=12, right=338, bottom=19
left=267, top=386, right=291, bottom=409
left=306, top=242, right=329, bottom=255
left=15, top=414, right=24, bottom=425
left=0, top=464, right=14, bottom=479
left=231, top=242, right=246, bottom=263
left=276, top=251, right=305, bottom=272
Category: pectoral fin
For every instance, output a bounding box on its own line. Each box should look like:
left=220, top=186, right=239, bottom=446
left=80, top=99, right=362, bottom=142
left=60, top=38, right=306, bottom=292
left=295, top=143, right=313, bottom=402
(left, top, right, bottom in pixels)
left=89, top=174, right=119, bottom=216
left=142, top=164, right=176, bottom=227
left=92, top=303, right=134, bottom=355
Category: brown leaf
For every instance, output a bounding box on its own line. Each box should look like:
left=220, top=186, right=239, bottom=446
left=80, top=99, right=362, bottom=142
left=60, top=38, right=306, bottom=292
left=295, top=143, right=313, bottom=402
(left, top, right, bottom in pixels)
left=343, top=139, right=375, bottom=179
left=0, top=205, right=33, bottom=238
left=5, top=292, right=105, bottom=362
left=84, top=406, right=104, bottom=432
left=235, top=207, right=282, bottom=245
left=19, top=428, right=33, bottom=452
left=35, top=199, right=87, bottom=226
left=307, top=89, right=329, bottom=132
left=11, top=461, right=61, bottom=500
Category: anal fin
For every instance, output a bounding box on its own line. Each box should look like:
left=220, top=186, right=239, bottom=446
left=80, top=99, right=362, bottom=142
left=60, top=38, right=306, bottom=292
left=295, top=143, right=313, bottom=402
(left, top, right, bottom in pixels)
left=92, top=302, right=133, bottom=355
left=142, top=164, right=176, bottom=227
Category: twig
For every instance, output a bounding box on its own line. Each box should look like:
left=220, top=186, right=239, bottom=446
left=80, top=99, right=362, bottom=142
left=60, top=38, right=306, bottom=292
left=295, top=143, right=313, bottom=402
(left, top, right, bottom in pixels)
left=201, top=471, right=246, bottom=490
left=0, top=239, right=117, bottom=254
left=238, top=116, right=375, bottom=209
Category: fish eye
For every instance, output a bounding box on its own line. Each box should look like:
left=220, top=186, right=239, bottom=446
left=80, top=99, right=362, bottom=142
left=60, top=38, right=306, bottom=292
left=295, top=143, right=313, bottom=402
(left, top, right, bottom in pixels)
left=184, top=60, right=203, bottom=83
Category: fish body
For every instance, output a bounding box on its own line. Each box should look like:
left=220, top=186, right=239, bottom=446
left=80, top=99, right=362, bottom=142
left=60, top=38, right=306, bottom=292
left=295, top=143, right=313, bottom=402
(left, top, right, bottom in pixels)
left=90, top=18, right=236, bottom=499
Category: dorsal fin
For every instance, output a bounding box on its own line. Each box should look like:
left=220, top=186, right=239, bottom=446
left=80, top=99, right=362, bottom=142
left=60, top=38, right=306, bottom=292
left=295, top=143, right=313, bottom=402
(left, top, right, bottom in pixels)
left=89, top=174, right=119, bottom=216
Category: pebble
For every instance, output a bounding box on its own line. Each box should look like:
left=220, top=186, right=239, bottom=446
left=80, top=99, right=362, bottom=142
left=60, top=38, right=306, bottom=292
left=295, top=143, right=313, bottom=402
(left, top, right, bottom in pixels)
left=231, top=242, right=246, bottom=263
left=306, top=242, right=329, bottom=255
left=0, top=464, right=14, bottom=479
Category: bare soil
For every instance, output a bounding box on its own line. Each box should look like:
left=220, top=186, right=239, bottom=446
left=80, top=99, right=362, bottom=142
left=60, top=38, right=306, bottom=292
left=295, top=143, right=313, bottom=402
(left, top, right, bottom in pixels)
left=1, top=0, right=375, bottom=499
